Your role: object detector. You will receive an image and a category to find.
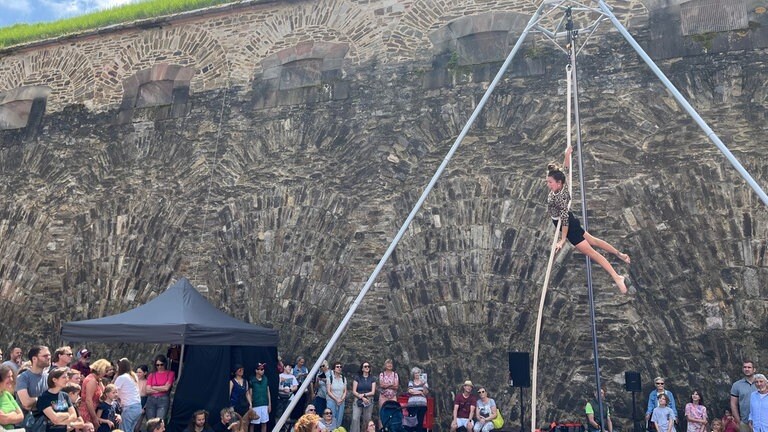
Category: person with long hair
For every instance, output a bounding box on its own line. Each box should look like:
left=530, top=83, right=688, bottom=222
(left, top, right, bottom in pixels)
left=37, top=368, right=77, bottom=432
left=95, top=384, right=120, bottom=432
left=114, top=359, right=141, bottom=432
left=546, top=146, right=630, bottom=293
left=146, top=418, right=165, bottom=432
left=351, top=362, right=376, bottom=432
left=186, top=410, right=214, bottom=432
left=81, top=359, right=111, bottom=427
left=685, top=391, right=708, bottom=432
left=145, top=355, right=175, bottom=421
left=0, top=364, right=23, bottom=429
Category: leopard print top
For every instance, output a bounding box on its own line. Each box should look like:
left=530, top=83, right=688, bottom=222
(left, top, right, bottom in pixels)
left=547, top=184, right=571, bottom=224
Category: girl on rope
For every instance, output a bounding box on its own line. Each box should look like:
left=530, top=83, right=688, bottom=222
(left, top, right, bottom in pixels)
left=546, top=146, right=631, bottom=293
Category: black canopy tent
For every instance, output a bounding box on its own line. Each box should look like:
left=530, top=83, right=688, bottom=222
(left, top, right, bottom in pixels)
left=62, top=278, right=279, bottom=432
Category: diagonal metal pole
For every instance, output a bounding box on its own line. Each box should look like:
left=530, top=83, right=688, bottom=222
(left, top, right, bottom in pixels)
left=597, top=0, right=768, bottom=207
left=271, top=5, right=548, bottom=431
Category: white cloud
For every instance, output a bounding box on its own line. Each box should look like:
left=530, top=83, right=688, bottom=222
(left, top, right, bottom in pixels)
left=36, top=0, right=142, bottom=19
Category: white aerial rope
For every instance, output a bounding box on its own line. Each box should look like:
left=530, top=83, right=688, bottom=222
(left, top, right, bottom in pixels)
left=530, top=64, right=574, bottom=432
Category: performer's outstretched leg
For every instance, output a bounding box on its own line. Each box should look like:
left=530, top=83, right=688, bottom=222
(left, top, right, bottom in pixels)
left=574, top=240, right=628, bottom=294
left=584, top=232, right=631, bottom=264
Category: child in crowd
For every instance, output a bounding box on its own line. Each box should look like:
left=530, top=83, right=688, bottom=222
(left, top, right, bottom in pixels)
left=711, top=419, right=723, bottom=432
left=64, top=384, right=95, bottom=432
left=652, top=394, right=676, bottom=432
left=96, top=384, right=121, bottom=432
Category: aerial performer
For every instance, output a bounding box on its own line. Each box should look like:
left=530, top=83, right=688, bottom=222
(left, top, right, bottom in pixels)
left=546, top=146, right=631, bottom=293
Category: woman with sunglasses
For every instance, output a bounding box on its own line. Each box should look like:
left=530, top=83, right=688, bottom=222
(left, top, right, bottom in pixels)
left=473, top=387, right=498, bottom=432
left=645, top=377, right=677, bottom=426
left=318, top=409, right=334, bottom=431
left=351, top=362, right=376, bottom=432
left=326, top=363, right=347, bottom=429
left=145, top=355, right=175, bottom=422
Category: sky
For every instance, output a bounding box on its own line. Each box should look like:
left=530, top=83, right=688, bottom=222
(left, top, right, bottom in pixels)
left=0, top=0, right=143, bottom=28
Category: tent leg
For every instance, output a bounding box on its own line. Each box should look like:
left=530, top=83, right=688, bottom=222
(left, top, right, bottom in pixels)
left=167, top=344, right=184, bottom=424
left=597, top=0, right=768, bottom=207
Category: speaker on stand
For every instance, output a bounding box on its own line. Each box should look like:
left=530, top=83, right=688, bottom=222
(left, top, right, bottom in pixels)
left=625, top=371, right=642, bottom=432
left=509, top=352, right=531, bottom=432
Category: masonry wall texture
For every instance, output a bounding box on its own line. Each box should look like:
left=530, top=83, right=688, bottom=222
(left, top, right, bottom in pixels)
left=0, top=0, right=767, bottom=429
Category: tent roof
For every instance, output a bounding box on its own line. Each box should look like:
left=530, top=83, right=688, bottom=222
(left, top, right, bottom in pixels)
left=61, top=278, right=278, bottom=346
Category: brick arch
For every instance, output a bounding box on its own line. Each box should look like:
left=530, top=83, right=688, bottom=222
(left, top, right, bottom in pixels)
left=0, top=45, right=94, bottom=113
left=239, top=0, right=382, bottom=73
left=95, top=23, right=229, bottom=107
left=388, top=0, right=537, bottom=59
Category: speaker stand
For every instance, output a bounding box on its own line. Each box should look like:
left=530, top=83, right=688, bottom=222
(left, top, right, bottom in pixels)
left=519, top=387, right=525, bottom=432
left=631, top=391, right=637, bottom=432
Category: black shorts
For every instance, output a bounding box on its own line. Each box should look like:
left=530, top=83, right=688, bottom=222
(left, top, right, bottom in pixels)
left=552, top=211, right=586, bottom=246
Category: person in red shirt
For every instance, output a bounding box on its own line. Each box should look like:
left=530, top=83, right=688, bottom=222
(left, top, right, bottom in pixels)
left=451, top=381, right=477, bottom=432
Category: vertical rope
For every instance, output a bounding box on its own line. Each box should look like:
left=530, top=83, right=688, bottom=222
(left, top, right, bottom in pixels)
left=530, top=64, right=573, bottom=432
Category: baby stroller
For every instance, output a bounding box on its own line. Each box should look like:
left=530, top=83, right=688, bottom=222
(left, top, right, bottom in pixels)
left=380, top=400, right=404, bottom=432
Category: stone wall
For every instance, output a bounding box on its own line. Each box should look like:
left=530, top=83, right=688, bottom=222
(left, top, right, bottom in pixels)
left=0, top=0, right=767, bottom=429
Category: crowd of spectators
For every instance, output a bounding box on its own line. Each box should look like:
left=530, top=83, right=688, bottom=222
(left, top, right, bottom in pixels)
left=584, top=360, right=767, bottom=432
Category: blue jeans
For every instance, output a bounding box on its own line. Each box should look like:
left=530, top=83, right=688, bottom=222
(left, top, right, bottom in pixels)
left=145, top=395, right=170, bottom=421
left=328, top=400, right=345, bottom=429
left=121, top=403, right=142, bottom=432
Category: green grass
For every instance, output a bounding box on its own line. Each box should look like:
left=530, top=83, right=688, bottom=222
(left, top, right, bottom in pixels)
left=0, top=0, right=238, bottom=49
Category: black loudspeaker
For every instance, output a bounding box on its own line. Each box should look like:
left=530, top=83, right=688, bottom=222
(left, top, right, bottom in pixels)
left=625, top=371, right=642, bottom=392
left=508, top=352, right=531, bottom=388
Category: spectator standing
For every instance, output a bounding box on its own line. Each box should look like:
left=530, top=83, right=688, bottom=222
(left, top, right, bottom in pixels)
left=81, top=359, right=110, bottom=427
left=0, top=364, right=23, bottom=429
left=51, top=348, right=73, bottom=370
left=16, top=345, right=51, bottom=417
left=351, top=362, right=376, bottom=432
left=647, top=377, right=677, bottom=423
left=327, top=363, right=347, bottom=429
left=2, top=348, right=22, bottom=374
left=95, top=384, right=120, bottom=432
left=277, top=364, right=298, bottom=420
left=685, top=391, right=708, bottom=432
left=114, top=358, right=142, bottom=432
left=229, top=365, right=251, bottom=417
left=748, top=374, right=767, bottom=432
left=71, top=350, right=92, bottom=377
left=474, top=387, right=499, bottom=432
left=731, top=361, right=758, bottom=432
left=652, top=394, right=676, bottom=432
left=378, top=359, right=399, bottom=408
left=294, top=357, right=310, bottom=417
left=249, top=363, right=270, bottom=432
left=585, top=387, right=612, bottom=432
left=451, top=381, right=477, bottom=432
left=145, top=355, right=175, bottom=422
left=37, top=368, right=77, bottom=432
left=312, top=361, right=329, bottom=416
left=406, top=367, right=428, bottom=432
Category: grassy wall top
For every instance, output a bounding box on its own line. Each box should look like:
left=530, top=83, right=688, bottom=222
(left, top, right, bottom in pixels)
left=0, top=0, right=242, bottom=49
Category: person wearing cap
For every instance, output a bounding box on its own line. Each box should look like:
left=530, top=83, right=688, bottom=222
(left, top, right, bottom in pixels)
left=249, top=363, right=271, bottom=432
left=451, top=380, right=477, bottom=432
left=748, top=374, right=768, bottom=432
left=230, top=365, right=252, bottom=416
left=72, top=349, right=92, bottom=377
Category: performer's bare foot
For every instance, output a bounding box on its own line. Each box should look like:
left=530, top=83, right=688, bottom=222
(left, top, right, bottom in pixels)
left=617, top=252, right=631, bottom=264
left=615, top=275, right=628, bottom=294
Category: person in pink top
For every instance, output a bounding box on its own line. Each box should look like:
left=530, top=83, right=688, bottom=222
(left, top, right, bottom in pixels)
left=145, top=355, right=175, bottom=421
left=81, top=359, right=111, bottom=426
